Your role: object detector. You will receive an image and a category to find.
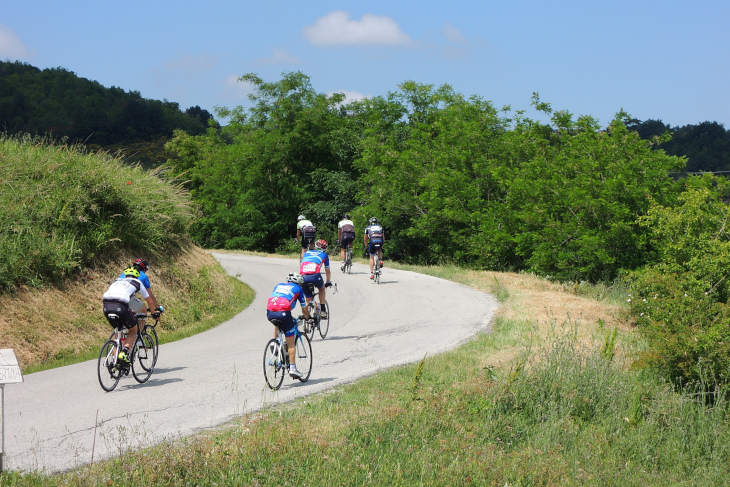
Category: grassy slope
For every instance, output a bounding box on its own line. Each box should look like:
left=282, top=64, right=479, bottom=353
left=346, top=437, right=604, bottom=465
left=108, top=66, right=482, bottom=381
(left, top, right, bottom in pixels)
left=4, top=255, right=728, bottom=486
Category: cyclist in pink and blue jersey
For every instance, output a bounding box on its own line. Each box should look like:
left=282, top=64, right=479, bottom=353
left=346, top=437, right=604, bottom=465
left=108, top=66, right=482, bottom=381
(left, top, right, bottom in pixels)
left=299, top=239, right=332, bottom=319
left=267, top=273, right=311, bottom=378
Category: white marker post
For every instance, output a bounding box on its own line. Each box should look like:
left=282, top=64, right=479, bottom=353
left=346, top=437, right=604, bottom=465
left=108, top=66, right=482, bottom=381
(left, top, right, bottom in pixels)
left=0, top=349, right=23, bottom=472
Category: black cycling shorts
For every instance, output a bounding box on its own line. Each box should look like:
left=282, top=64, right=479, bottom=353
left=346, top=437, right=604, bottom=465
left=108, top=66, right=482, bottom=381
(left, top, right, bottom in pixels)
left=103, top=300, right=137, bottom=330
left=301, top=236, right=315, bottom=249
left=340, top=235, right=355, bottom=248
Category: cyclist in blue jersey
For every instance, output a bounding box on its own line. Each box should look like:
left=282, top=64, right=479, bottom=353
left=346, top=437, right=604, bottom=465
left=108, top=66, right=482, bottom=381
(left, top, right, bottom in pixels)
left=267, top=273, right=311, bottom=378
left=364, top=217, right=385, bottom=280
left=118, top=258, right=163, bottom=325
left=299, top=239, right=332, bottom=319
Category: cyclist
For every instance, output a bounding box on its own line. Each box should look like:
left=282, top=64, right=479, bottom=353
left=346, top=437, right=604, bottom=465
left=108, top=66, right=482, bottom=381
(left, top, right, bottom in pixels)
left=364, top=217, right=385, bottom=280
left=267, top=273, right=311, bottom=378
left=337, top=213, right=356, bottom=271
left=295, top=215, right=317, bottom=260
left=299, top=239, right=331, bottom=319
left=102, top=266, right=159, bottom=363
left=119, top=258, right=163, bottom=332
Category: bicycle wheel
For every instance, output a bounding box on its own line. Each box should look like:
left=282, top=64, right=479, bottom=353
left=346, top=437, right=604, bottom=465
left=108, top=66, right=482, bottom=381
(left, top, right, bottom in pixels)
left=319, top=301, right=330, bottom=338
left=294, top=334, right=312, bottom=382
left=98, top=340, right=122, bottom=392
left=263, top=338, right=285, bottom=390
left=346, top=251, right=352, bottom=274
left=132, top=333, right=156, bottom=383
left=144, top=324, right=159, bottom=368
left=305, top=305, right=317, bottom=341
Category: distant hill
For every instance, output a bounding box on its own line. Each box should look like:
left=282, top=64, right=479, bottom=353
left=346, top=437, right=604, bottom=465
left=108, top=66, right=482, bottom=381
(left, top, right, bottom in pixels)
left=626, top=119, right=730, bottom=173
left=0, top=60, right=216, bottom=167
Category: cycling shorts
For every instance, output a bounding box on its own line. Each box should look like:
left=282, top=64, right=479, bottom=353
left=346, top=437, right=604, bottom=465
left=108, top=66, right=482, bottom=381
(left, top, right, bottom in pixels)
left=103, top=300, right=138, bottom=330
left=340, top=235, right=355, bottom=248
left=301, top=236, right=315, bottom=249
left=368, top=242, right=383, bottom=255
left=302, top=273, right=324, bottom=298
left=267, top=310, right=297, bottom=336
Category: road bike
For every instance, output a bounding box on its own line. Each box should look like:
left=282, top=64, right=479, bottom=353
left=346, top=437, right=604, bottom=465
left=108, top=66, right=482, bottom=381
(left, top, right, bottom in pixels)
left=98, top=313, right=157, bottom=392
left=373, top=253, right=382, bottom=285
left=263, top=318, right=312, bottom=391
left=342, top=246, right=353, bottom=274
left=303, top=282, right=336, bottom=340
left=108, top=312, right=161, bottom=369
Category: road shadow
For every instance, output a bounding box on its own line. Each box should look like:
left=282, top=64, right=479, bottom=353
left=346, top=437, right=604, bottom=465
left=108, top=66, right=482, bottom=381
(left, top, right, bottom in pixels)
left=151, top=366, right=187, bottom=375
left=290, top=377, right=336, bottom=387
left=120, top=377, right=184, bottom=390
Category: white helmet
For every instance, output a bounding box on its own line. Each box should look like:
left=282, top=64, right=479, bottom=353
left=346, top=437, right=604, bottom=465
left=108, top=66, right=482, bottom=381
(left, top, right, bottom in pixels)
left=286, top=273, right=304, bottom=285
left=297, top=215, right=306, bottom=221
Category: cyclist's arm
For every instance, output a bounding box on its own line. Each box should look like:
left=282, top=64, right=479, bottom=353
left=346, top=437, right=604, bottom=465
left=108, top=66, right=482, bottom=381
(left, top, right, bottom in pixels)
left=144, top=287, right=159, bottom=313
left=325, top=267, right=331, bottom=283
left=337, top=228, right=342, bottom=241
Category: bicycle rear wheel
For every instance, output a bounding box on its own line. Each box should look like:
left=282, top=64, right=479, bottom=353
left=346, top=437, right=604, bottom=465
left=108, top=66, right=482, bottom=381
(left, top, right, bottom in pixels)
left=305, top=305, right=317, bottom=341
left=132, top=333, right=156, bottom=383
left=263, top=338, right=285, bottom=390
left=294, top=334, right=312, bottom=382
left=319, top=301, right=330, bottom=338
left=98, top=340, right=122, bottom=392
left=346, top=251, right=352, bottom=274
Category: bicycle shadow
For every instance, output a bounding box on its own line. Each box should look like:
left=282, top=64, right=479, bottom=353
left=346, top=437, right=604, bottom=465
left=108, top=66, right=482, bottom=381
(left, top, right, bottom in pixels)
left=151, top=366, right=187, bottom=375
left=120, top=377, right=184, bottom=390
left=311, top=335, right=358, bottom=341
left=291, top=377, right=336, bottom=387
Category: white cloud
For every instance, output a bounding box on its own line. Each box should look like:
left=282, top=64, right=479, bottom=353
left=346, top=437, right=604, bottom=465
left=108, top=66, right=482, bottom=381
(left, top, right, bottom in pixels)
left=163, top=53, right=217, bottom=75
left=444, top=22, right=467, bottom=44
left=303, top=11, right=413, bottom=46
left=223, top=74, right=255, bottom=99
left=257, top=48, right=303, bottom=65
left=0, top=24, right=35, bottom=60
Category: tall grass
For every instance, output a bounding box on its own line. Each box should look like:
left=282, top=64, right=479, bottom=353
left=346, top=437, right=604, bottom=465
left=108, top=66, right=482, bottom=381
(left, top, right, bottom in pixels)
left=0, top=134, right=195, bottom=290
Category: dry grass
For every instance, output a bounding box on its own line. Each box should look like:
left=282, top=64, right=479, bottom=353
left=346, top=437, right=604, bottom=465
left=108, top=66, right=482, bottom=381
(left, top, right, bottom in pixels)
left=0, top=246, right=238, bottom=370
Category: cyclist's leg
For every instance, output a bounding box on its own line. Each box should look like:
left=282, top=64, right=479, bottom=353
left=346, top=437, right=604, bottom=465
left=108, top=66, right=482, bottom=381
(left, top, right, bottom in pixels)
left=368, top=242, right=375, bottom=276
left=378, top=246, right=384, bottom=267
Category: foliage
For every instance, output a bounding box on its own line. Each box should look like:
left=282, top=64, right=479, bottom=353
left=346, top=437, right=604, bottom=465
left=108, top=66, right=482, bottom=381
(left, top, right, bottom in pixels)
left=165, top=71, right=362, bottom=251
left=627, top=118, right=730, bottom=173
left=0, top=60, right=211, bottom=147
left=0, top=134, right=195, bottom=290
left=628, top=177, right=730, bottom=384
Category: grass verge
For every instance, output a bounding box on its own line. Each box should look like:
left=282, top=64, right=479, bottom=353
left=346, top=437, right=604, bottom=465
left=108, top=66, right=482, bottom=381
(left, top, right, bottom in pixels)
left=2, top=262, right=729, bottom=485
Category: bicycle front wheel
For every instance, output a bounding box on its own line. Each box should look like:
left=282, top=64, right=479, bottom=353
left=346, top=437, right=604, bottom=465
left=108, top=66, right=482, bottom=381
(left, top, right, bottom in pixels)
left=263, top=338, right=285, bottom=390
left=98, top=340, right=122, bottom=392
left=294, top=334, right=312, bottom=382
left=132, top=333, right=156, bottom=383
left=144, top=324, right=159, bottom=368
left=319, top=301, right=330, bottom=339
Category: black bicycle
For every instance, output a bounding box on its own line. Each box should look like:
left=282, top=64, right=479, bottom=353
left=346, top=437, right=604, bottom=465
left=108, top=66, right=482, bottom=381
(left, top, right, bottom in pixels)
left=98, top=313, right=157, bottom=392
left=263, top=318, right=312, bottom=390
left=303, top=282, right=336, bottom=340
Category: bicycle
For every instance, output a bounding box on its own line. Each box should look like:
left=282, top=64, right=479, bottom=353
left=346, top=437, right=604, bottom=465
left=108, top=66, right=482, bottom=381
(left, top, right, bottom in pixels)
left=97, top=313, right=157, bottom=392
left=373, top=253, right=382, bottom=285
left=342, top=246, right=353, bottom=274
left=108, top=311, right=162, bottom=369
left=303, top=282, right=336, bottom=340
left=263, top=318, right=313, bottom=391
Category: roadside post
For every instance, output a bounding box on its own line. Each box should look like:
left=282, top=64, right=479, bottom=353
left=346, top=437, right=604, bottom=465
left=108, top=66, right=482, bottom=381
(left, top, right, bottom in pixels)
left=0, top=349, right=23, bottom=472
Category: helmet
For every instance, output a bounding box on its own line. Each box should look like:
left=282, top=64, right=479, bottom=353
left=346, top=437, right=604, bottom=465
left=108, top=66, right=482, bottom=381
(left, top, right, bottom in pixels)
left=132, top=258, right=149, bottom=271
left=315, top=239, right=328, bottom=250
left=343, top=213, right=351, bottom=219
left=297, top=215, right=306, bottom=221
left=286, top=273, right=304, bottom=285
left=123, top=267, right=140, bottom=278
left=369, top=217, right=378, bottom=224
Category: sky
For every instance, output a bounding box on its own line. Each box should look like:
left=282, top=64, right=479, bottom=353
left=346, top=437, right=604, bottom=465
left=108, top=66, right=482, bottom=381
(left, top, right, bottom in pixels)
left=1, top=0, right=728, bottom=127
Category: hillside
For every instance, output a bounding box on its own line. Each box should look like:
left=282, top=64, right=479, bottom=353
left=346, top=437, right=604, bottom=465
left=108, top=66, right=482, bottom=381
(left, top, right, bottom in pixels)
left=0, top=61, right=215, bottom=167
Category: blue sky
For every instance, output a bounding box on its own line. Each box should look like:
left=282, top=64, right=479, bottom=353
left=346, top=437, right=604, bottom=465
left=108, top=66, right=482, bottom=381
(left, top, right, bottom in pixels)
left=2, top=0, right=728, bottom=127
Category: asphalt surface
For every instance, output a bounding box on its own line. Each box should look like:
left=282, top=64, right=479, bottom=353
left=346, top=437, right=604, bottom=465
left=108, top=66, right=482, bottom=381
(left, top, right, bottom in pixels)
left=3, top=253, right=498, bottom=473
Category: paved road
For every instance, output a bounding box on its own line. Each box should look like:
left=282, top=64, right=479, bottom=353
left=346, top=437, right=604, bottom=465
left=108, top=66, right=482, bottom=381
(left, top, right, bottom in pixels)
left=3, top=254, right=497, bottom=473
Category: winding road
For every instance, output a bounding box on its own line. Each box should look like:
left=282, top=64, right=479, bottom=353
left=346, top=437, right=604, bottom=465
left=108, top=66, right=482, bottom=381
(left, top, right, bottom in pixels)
left=3, top=253, right=497, bottom=473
